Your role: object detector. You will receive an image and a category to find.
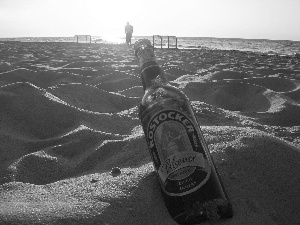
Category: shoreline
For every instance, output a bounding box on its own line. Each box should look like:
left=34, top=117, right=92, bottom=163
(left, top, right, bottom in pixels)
left=1, top=41, right=300, bottom=59
left=1, top=36, right=300, bottom=56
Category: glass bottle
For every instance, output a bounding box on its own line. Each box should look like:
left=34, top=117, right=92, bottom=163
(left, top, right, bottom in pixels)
left=135, top=39, right=233, bottom=224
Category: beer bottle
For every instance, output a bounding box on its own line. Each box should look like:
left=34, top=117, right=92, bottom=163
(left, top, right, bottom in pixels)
left=134, top=39, right=233, bottom=224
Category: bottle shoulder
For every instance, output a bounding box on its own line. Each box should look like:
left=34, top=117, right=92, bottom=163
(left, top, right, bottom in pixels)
left=141, top=85, right=188, bottom=106
left=139, top=84, right=193, bottom=121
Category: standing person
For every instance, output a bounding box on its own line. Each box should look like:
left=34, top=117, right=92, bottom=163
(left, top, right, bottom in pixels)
left=125, top=22, right=133, bottom=45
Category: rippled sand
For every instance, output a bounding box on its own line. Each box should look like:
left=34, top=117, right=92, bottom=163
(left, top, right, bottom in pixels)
left=0, top=42, right=300, bottom=224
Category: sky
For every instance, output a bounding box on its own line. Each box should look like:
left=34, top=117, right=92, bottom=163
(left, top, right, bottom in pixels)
left=0, top=0, right=299, bottom=41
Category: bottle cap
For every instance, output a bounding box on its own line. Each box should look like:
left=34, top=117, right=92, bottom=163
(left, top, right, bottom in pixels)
left=134, top=39, right=156, bottom=68
left=134, top=39, right=152, bottom=56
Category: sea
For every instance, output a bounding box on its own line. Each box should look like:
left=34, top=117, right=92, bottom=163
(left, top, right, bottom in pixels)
left=1, top=35, right=300, bottom=56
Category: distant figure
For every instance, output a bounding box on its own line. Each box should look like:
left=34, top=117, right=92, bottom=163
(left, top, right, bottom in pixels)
left=125, top=22, right=133, bottom=45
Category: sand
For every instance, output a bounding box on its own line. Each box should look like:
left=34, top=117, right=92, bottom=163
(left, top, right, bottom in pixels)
left=0, top=41, right=300, bottom=225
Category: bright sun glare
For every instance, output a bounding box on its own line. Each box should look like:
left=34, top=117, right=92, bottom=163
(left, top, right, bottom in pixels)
left=73, top=0, right=145, bottom=37
left=1, top=0, right=300, bottom=40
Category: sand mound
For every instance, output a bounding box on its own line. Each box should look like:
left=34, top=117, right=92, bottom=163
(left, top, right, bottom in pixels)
left=58, top=68, right=102, bottom=77
left=96, top=77, right=141, bottom=92
left=49, top=83, right=140, bottom=113
left=0, top=68, right=35, bottom=83
left=6, top=127, right=125, bottom=185
left=95, top=70, right=139, bottom=83
left=242, top=77, right=297, bottom=92
left=254, top=102, right=300, bottom=126
left=164, top=66, right=191, bottom=81
left=117, top=86, right=144, bottom=98
left=9, top=150, right=66, bottom=184
left=0, top=82, right=80, bottom=139
left=0, top=81, right=11, bottom=87
left=254, top=67, right=297, bottom=76
left=63, top=61, right=113, bottom=69
left=190, top=101, right=252, bottom=127
left=0, top=62, right=13, bottom=73
left=0, top=68, right=90, bottom=88
left=1, top=128, right=299, bottom=224
left=0, top=82, right=139, bottom=138
left=0, top=163, right=171, bottom=225
left=209, top=70, right=250, bottom=80
left=206, top=128, right=300, bottom=225
left=183, top=81, right=271, bottom=112
left=284, top=87, right=300, bottom=102
left=182, top=81, right=300, bottom=126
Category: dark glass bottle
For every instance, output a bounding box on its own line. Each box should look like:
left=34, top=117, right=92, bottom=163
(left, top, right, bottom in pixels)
left=134, top=39, right=233, bottom=224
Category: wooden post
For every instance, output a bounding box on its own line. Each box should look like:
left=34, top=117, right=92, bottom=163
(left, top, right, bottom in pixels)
left=153, top=35, right=177, bottom=49
left=160, top=36, right=162, bottom=49
left=74, top=35, right=92, bottom=44
left=153, top=35, right=155, bottom=47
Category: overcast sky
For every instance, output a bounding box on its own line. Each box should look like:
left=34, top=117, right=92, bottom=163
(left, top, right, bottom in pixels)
left=0, top=0, right=299, bottom=41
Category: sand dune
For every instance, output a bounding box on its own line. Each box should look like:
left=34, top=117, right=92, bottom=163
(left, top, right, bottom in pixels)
left=209, top=70, right=250, bottom=80
left=1, top=129, right=299, bottom=224
left=240, top=77, right=298, bottom=92
left=117, top=86, right=144, bottom=98
left=0, top=42, right=300, bottom=224
left=182, top=81, right=270, bottom=112
left=0, top=82, right=81, bottom=139
left=49, top=83, right=140, bottom=113
left=96, top=77, right=141, bottom=92
left=285, top=87, right=300, bottom=102
left=0, top=68, right=91, bottom=88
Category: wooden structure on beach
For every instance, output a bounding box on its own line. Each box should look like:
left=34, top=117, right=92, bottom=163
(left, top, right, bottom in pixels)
left=153, top=35, right=177, bottom=49
left=74, top=35, right=91, bottom=44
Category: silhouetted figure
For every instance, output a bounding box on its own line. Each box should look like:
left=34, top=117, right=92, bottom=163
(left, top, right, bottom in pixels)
left=125, top=22, right=133, bottom=45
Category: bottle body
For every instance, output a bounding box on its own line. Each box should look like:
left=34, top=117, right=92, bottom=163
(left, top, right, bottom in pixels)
left=135, top=39, right=233, bottom=224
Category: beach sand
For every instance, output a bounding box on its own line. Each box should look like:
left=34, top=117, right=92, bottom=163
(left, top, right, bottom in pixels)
left=0, top=41, right=300, bottom=225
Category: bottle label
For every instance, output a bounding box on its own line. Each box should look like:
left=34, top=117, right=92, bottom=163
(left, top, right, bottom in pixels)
left=146, top=109, right=211, bottom=196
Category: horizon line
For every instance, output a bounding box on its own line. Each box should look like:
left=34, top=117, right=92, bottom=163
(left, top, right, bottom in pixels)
left=0, top=35, right=299, bottom=42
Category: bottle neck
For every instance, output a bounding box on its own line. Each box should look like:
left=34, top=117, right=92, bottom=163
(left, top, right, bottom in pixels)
left=140, top=61, right=168, bottom=91
left=134, top=39, right=169, bottom=91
